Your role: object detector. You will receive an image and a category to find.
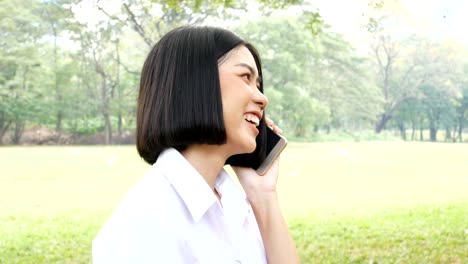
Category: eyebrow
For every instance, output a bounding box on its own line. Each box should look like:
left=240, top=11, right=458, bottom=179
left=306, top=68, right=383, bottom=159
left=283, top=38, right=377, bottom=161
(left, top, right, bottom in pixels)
left=234, top=63, right=262, bottom=85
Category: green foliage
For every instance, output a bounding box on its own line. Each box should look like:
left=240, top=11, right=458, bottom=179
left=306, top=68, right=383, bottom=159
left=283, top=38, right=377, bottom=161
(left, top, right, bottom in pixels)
left=371, top=35, right=468, bottom=138
left=0, top=0, right=466, bottom=144
left=420, top=84, right=456, bottom=124
left=154, top=0, right=302, bottom=10
left=66, top=117, right=105, bottom=135
left=235, top=15, right=381, bottom=138
left=392, top=76, right=466, bottom=142
left=301, top=129, right=400, bottom=142
left=0, top=0, right=48, bottom=142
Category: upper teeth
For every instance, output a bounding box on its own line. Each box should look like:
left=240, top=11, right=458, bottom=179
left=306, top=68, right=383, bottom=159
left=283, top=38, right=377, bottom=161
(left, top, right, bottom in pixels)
left=244, top=113, right=260, bottom=126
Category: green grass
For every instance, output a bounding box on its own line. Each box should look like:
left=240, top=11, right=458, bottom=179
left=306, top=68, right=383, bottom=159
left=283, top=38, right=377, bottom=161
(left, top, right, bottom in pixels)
left=1, top=143, right=467, bottom=263
left=290, top=203, right=467, bottom=263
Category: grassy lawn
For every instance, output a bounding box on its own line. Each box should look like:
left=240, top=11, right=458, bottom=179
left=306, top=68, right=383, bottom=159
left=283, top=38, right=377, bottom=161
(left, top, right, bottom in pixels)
left=0, top=142, right=467, bottom=263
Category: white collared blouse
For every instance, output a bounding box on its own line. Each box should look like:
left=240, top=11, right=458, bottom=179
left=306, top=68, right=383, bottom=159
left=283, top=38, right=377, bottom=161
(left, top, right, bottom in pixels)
left=93, top=148, right=267, bottom=264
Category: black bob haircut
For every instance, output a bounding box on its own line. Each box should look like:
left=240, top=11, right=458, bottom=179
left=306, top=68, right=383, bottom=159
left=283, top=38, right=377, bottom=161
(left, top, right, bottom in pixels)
left=137, top=26, right=267, bottom=166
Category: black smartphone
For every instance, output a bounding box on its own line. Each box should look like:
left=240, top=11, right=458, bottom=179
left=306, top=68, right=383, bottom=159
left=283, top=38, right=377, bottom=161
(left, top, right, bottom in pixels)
left=226, top=125, right=287, bottom=175
left=256, top=126, right=288, bottom=174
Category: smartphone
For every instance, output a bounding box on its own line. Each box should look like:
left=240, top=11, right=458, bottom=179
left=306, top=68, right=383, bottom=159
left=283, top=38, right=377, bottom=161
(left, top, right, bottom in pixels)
left=256, top=127, right=288, bottom=175
left=225, top=125, right=288, bottom=175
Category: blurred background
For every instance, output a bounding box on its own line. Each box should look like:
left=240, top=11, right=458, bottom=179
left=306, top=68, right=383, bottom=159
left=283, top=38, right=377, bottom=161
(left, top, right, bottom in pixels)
left=1, top=0, right=467, bottom=145
left=1, top=0, right=467, bottom=263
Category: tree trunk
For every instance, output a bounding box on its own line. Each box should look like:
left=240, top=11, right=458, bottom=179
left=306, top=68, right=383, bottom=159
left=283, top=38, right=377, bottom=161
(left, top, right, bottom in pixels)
left=0, top=121, right=11, bottom=145
left=97, top=69, right=112, bottom=145
left=419, top=128, right=424, bottom=141
left=445, top=127, right=451, bottom=142
left=398, top=122, right=406, bottom=141
left=56, top=110, right=63, bottom=138
left=118, top=112, right=123, bottom=137
left=294, top=124, right=306, bottom=138
left=375, top=113, right=391, bottom=133
left=51, top=21, right=62, bottom=140
left=429, top=128, right=437, bottom=142
left=95, top=57, right=112, bottom=145
left=411, top=121, right=416, bottom=141
left=429, top=120, right=437, bottom=142
left=12, top=117, right=24, bottom=144
left=452, top=125, right=457, bottom=142
left=101, top=76, right=112, bottom=145
left=458, top=115, right=464, bottom=142
left=116, top=39, right=122, bottom=139
left=103, top=110, right=112, bottom=144
left=13, top=66, right=29, bottom=145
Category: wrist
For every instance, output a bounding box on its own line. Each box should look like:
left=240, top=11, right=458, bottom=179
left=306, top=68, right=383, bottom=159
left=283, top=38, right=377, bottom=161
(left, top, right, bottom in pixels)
left=246, top=190, right=279, bottom=209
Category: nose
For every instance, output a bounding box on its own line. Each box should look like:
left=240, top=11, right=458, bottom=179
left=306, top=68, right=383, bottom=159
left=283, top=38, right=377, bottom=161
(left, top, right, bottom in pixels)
left=253, top=88, right=268, bottom=110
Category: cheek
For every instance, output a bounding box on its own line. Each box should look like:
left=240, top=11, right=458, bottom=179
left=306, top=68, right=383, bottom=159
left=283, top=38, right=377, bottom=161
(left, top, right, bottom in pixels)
left=220, top=80, right=242, bottom=107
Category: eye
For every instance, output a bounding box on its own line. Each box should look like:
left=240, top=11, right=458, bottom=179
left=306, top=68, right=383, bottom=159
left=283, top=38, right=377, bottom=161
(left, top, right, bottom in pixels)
left=241, top=73, right=251, bottom=81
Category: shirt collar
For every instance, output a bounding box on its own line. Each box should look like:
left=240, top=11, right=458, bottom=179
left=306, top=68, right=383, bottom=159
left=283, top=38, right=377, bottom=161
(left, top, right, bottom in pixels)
left=156, top=148, right=217, bottom=223
left=215, top=169, right=250, bottom=228
left=156, top=148, right=251, bottom=226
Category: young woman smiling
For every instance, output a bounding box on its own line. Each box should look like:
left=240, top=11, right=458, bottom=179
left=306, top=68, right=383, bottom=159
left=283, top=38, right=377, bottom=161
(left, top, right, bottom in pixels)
left=93, top=26, right=300, bottom=264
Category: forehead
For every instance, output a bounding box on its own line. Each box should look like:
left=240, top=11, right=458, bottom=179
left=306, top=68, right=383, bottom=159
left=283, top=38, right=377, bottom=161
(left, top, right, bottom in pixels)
left=221, top=45, right=258, bottom=71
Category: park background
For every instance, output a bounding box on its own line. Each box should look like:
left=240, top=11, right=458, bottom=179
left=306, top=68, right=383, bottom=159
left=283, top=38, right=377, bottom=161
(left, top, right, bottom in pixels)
left=0, top=0, right=467, bottom=263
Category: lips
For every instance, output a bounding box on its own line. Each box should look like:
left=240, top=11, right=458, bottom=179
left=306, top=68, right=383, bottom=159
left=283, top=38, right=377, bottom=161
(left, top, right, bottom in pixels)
left=243, top=111, right=261, bottom=136
left=244, top=113, right=260, bottom=126
left=243, top=111, right=262, bottom=126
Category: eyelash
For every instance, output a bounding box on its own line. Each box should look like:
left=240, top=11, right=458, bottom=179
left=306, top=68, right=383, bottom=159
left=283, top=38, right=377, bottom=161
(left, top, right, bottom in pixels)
left=241, top=73, right=251, bottom=80
left=241, top=73, right=260, bottom=90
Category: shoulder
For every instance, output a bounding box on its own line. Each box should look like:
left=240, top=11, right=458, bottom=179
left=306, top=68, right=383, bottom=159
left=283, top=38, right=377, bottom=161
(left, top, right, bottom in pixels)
left=116, top=163, right=188, bottom=219
left=92, top=165, right=190, bottom=263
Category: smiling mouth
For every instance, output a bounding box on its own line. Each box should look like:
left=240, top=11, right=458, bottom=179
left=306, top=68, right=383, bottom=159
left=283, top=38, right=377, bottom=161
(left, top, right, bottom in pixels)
left=244, top=113, right=260, bottom=126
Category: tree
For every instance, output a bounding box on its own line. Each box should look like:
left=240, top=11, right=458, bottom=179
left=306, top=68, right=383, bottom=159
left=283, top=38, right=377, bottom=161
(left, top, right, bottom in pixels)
left=418, top=84, right=456, bottom=142
left=392, top=98, right=420, bottom=140
left=94, top=0, right=311, bottom=47
left=73, top=25, right=120, bottom=144
left=386, top=39, right=467, bottom=142
left=453, top=64, right=468, bottom=142
left=371, top=34, right=432, bottom=133
left=235, top=15, right=380, bottom=137
left=0, top=0, right=47, bottom=144
left=39, top=0, right=76, bottom=138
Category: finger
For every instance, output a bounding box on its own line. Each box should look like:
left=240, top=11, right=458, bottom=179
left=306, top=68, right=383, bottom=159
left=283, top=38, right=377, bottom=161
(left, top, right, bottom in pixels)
left=264, top=117, right=284, bottom=135
left=273, top=125, right=283, bottom=135
left=232, top=165, right=254, bottom=175
left=264, top=117, right=275, bottom=128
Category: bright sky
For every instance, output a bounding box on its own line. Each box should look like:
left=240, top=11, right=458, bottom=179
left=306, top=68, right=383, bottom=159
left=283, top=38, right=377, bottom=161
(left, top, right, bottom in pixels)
left=71, top=0, right=468, bottom=51
left=313, top=0, right=468, bottom=47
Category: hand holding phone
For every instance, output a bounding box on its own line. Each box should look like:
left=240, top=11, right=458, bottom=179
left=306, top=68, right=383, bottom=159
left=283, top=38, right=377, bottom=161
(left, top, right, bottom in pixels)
left=256, top=126, right=287, bottom=175
left=226, top=124, right=287, bottom=175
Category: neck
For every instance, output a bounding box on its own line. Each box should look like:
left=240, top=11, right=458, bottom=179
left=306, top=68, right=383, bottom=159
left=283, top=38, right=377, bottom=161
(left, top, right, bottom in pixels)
left=181, top=145, right=230, bottom=190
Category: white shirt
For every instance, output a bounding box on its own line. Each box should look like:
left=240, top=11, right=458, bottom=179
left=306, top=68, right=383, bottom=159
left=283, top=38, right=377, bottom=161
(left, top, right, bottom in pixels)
left=93, top=148, right=267, bottom=264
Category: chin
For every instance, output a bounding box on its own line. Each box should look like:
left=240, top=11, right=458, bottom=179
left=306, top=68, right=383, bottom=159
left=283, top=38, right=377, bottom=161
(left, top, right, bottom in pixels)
left=228, top=133, right=257, bottom=154
left=233, top=141, right=256, bottom=155
left=244, top=141, right=257, bottom=154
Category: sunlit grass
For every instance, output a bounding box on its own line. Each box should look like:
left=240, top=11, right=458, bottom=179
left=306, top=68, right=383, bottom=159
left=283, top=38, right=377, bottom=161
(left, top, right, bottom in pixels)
left=0, top=146, right=148, bottom=216
left=277, top=142, right=468, bottom=216
left=291, top=203, right=468, bottom=263
left=1, top=143, right=467, bottom=263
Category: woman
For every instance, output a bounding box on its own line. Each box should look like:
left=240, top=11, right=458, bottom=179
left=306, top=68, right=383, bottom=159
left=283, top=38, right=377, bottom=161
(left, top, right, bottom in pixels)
left=93, top=26, right=300, bottom=264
